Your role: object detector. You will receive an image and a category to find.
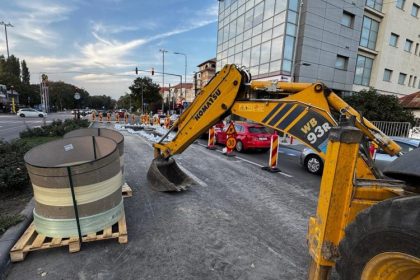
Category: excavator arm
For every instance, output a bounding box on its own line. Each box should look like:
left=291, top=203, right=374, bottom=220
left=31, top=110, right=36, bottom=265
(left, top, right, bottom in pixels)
left=148, top=64, right=401, bottom=191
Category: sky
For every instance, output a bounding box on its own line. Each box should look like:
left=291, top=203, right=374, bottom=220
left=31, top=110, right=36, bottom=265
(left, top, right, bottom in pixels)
left=0, top=0, right=219, bottom=99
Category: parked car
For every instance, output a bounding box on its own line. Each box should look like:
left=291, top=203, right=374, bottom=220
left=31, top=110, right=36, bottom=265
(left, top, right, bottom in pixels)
left=17, top=108, right=47, bottom=118
left=215, top=121, right=272, bottom=152
left=300, top=136, right=420, bottom=175
left=116, top=109, right=128, bottom=118
left=373, top=137, right=420, bottom=170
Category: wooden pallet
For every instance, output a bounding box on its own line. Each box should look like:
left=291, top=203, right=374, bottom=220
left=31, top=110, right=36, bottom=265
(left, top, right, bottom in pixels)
left=10, top=212, right=127, bottom=262
left=122, top=183, right=132, bottom=198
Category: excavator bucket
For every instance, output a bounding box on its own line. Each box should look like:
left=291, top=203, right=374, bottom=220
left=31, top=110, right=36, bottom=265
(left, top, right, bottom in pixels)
left=147, top=158, right=196, bottom=192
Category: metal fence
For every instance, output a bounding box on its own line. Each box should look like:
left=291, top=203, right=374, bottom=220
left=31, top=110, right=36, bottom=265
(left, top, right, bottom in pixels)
left=372, top=121, right=411, bottom=137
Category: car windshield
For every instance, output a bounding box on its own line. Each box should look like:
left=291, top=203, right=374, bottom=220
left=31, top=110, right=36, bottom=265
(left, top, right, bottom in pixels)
left=248, top=126, right=268, bottom=134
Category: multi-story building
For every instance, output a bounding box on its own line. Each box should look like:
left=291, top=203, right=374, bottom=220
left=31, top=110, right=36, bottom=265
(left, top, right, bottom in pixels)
left=195, top=58, right=217, bottom=93
left=353, top=0, right=420, bottom=96
left=216, top=0, right=420, bottom=96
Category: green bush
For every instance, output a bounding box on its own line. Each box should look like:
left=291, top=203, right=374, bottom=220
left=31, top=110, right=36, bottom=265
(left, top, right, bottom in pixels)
left=20, top=119, right=89, bottom=138
left=0, top=214, right=23, bottom=233
left=0, top=140, right=30, bottom=193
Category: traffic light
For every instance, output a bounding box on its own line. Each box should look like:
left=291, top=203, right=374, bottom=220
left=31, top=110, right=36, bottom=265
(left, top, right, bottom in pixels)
left=135, top=67, right=138, bottom=75
left=151, top=68, right=154, bottom=75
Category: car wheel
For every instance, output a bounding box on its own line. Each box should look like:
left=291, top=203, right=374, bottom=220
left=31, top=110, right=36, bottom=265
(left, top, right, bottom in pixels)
left=39, top=114, right=44, bottom=117
left=304, top=155, right=323, bottom=175
left=235, top=140, right=244, bottom=152
left=20, top=114, right=25, bottom=117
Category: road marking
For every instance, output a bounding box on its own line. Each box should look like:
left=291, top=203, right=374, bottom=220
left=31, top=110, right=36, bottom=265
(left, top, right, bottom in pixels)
left=235, top=156, right=264, bottom=167
left=196, top=143, right=293, bottom=178
left=177, top=163, right=208, bottom=187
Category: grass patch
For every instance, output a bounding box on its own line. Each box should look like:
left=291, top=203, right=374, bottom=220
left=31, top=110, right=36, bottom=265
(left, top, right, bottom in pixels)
left=0, top=214, right=23, bottom=234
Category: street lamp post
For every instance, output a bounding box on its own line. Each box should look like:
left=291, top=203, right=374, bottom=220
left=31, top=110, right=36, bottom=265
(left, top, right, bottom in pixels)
left=0, top=21, right=13, bottom=58
left=173, top=52, right=187, bottom=97
left=159, top=49, right=168, bottom=112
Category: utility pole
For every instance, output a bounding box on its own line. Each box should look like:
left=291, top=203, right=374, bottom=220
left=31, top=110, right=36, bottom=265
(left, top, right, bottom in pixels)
left=0, top=21, right=13, bottom=58
left=159, top=49, right=168, bottom=112
left=173, top=52, right=187, bottom=98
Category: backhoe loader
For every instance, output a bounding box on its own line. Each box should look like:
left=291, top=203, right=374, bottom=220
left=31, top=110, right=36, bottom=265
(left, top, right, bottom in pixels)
left=147, top=64, right=420, bottom=279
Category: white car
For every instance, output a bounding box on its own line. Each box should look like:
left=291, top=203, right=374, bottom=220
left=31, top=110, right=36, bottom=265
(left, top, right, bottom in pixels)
left=17, top=108, right=47, bottom=118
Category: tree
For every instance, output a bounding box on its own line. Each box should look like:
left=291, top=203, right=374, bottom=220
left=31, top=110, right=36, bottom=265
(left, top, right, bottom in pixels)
left=117, top=93, right=131, bottom=110
left=21, top=60, right=30, bottom=85
left=129, top=77, right=162, bottom=112
left=5, top=55, right=20, bottom=79
left=344, top=88, right=415, bottom=125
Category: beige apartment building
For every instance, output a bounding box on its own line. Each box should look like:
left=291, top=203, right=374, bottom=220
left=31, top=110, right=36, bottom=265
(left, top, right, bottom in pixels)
left=195, top=58, right=216, bottom=93
left=353, top=0, right=420, bottom=96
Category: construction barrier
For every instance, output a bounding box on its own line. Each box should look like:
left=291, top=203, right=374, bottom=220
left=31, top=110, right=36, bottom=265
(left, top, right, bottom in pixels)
left=207, top=127, right=216, bottom=150
left=164, top=116, right=170, bottom=129
left=262, top=132, right=281, bottom=173
left=99, top=112, right=103, bottom=123
left=124, top=113, right=128, bottom=124
left=106, top=112, right=111, bottom=123
left=131, top=114, right=135, bottom=125
left=92, top=112, right=96, bottom=122
left=116, top=113, right=120, bottom=123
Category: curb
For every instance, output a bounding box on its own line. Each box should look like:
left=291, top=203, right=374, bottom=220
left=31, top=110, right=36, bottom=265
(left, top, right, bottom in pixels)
left=0, top=199, right=34, bottom=279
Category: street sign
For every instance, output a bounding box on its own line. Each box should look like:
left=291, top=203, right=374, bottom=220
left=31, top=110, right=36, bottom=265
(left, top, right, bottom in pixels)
left=226, top=122, right=236, bottom=135
left=74, top=92, right=80, bottom=100
left=226, top=137, right=236, bottom=149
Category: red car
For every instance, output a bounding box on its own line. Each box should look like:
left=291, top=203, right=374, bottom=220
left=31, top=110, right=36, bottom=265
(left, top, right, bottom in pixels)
left=215, top=122, right=273, bottom=152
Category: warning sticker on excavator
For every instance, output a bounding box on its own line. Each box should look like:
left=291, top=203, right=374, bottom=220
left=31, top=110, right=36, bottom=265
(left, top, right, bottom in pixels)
left=226, top=137, right=236, bottom=149
left=226, top=122, right=237, bottom=135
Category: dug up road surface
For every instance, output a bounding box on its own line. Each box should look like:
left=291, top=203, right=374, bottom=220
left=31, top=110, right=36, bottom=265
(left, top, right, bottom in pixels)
left=6, top=128, right=323, bottom=280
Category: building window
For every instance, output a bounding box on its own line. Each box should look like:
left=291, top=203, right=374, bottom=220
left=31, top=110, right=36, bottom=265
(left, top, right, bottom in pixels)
left=389, top=33, right=399, bottom=47
left=335, top=55, right=349, bottom=70
left=341, top=11, right=355, bottom=28
left=360, top=16, right=379, bottom=50
left=354, top=55, right=373, bottom=86
left=404, top=39, right=413, bottom=52
left=413, top=76, right=417, bottom=88
left=412, top=3, right=419, bottom=16
left=416, top=43, right=420, bottom=55
left=396, top=0, right=406, bottom=9
left=366, top=0, right=383, bottom=11
left=383, top=69, right=393, bottom=82
left=409, top=75, right=413, bottom=86
left=398, top=73, right=407, bottom=85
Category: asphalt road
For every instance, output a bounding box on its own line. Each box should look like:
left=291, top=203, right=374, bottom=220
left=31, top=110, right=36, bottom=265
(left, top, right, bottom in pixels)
left=0, top=112, right=74, bottom=141
left=5, top=123, right=326, bottom=280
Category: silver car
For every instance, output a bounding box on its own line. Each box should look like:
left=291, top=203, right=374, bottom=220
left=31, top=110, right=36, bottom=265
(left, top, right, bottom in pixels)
left=300, top=136, right=420, bottom=175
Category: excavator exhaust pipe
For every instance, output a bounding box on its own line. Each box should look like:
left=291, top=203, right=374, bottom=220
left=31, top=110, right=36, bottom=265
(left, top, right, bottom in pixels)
left=147, top=158, right=196, bottom=192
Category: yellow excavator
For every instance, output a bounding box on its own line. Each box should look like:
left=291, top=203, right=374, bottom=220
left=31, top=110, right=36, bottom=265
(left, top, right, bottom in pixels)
left=147, top=64, right=420, bottom=279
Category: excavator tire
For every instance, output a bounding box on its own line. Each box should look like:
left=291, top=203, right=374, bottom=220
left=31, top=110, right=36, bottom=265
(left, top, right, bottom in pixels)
left=336, top=195, right=420, bottom=280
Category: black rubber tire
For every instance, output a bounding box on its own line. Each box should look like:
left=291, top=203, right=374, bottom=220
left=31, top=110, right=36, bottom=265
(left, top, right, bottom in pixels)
left=304, top=155, right=323, bottom=175
left=336, top=195, right=420, bottom=280
left=39, top=114, right=44, bottom=117
left=20, top=114, right=25, bottom=117
left=235, top=140, right=244, bottom=152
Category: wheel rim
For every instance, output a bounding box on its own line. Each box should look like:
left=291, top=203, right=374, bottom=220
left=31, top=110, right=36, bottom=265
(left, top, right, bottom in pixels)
left=236, top=141, right=242, bottom=151
left=362, top=252, right=420, bottom=280
left=307, top=157, right=320, bottom=173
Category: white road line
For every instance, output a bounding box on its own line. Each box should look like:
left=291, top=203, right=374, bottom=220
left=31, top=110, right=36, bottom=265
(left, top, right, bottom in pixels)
left=235, top=156, right=264, bottom=168
left=196, top=142, right=293, bottom=178
left=177, top=163, right=208, bottom=187
left=277, top=172, right=293, bottom=178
